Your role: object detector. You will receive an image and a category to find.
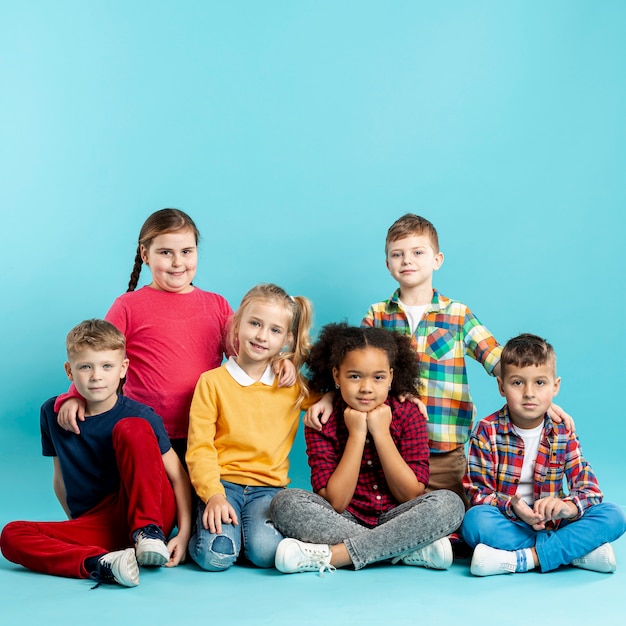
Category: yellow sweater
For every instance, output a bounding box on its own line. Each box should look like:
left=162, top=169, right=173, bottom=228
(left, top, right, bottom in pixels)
left=186, top=359, right=302, bottom=503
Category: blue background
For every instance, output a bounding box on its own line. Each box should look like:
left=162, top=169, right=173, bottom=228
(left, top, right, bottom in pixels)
left=2, top=3, right=626, bottom=625
left=2, top=1, right=624, bottom=499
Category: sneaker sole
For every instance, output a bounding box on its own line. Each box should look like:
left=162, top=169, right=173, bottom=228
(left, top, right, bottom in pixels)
left=136, top=540, right=170, bottom=567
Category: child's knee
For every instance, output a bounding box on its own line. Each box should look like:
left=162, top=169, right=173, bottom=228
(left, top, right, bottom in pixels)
left=269, top=489, right=290, bottom=523
left=244, top=519, right=283, bottom=568
left=596, top=502, right=626, bottom=538
left=112, top=417, right=152, bottom=442
left=189, top=533, right=237, bottom=572
left=461, top=506, right=496, bottom=546
left=0, top=521, right=20, bottom=553
left=0, top=520, right=35, bottom=563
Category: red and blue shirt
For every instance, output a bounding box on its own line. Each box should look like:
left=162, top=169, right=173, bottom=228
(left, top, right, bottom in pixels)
left=463, top=406, right=603, bottom=528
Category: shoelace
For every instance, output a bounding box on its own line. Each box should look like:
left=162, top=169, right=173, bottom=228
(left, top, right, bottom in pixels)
left=297, top=547, right=336, bottom=577
left=134, top=524, right=166, bottom=542
left=390, top=551, right=427, bottom=566
left=89, top=562, right=113, bottom=590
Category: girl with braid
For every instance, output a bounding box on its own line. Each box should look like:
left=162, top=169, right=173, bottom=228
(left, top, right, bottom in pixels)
left=55, top=209, right=294, bottom=463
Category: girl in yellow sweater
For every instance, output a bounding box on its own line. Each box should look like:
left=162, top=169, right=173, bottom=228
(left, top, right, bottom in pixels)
left=186, top=283, right=313, bottom=571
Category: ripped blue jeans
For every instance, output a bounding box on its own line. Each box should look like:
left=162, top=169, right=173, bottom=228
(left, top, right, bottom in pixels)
left=188, top=481, right=283, bottom=571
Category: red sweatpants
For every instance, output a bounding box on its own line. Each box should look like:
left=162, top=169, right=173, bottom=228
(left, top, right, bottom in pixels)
left=0, top=418, right=177, bottom=579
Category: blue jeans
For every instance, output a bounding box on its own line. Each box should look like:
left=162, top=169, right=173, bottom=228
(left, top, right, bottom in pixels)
left=270, top=488, right=464, bottom=570
left=188, top=482, right=283, bottom=571
left=461, top=502, right=626, bottom=572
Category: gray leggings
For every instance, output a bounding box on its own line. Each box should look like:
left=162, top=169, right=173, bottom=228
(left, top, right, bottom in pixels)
left=270, top=488, right=464, bottom=570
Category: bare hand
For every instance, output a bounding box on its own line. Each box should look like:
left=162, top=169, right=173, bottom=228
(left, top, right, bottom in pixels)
left=365, top=403, right=393, bottom=436
left=549, top=403, right=575, bottom=432
left=57, top=398, right=86, bottom=434
left=202, top=494, right=238, bottom=535
left=275, top=358, right=297, bottom=388
left=533, top=497, right=577, bottom=524
left=398, top=394, right=428, bottom=420
left=304, top=392, right=334, bottom=431
left=511, top=494, right=544, bottom=529
left=343, top=407, right=368, bottom=436
left=164, top=534, right=189, bottom=567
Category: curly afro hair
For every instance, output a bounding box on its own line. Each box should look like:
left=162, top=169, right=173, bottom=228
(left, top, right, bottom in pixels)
left=305, top=322, right=420, bottom=398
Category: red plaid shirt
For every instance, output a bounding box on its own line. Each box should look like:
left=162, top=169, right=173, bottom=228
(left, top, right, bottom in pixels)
left=305, top=396, right=429, bottom=527
left=463, top=406, right=603, bottom=528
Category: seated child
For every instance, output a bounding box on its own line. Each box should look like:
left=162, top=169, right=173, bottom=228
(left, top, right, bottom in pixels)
left=271, top=323, right=465, bottom=574
left=186, top=284, right=313, bottom=572
left=0, top=319, right=192, bottom=587
left=462, top=333, right=626, bottom=576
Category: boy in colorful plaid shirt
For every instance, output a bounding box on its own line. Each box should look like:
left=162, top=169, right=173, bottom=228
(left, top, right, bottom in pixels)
left=307, top=214, right=503, bottom=500
left=462, top=333, right=626, bottom=576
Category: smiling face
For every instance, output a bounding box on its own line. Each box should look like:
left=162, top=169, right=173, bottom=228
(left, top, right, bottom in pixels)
left=140, top=229, right=198, bottom=293
left=386, top=234, right=443, bottom=293
left=235, top=300, right=292, bottom=377
left=333, top=347, right=393, bottom=412
left=65, top=347, right=129, bottom=415
left=498, top=361, right=561, bottom=429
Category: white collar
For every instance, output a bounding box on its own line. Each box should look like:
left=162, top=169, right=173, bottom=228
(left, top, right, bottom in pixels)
left=225, top=356, right=276, bottom=387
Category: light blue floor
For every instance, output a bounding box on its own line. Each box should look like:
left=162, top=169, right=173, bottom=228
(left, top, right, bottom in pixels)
left=2, top=428, right=625, bottom=626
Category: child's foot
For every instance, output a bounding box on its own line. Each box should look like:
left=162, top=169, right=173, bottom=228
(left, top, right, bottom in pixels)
left=572, top=543, right=617, bottom=573
left=393, top=537, right=453, bottom=570
left=470, top=543, right=516, bottom=576
left=91, top=548, right=140, bottom=587
left=275, top=538, right=335, bottom=574
left=134, top=524, right=169, bottom=567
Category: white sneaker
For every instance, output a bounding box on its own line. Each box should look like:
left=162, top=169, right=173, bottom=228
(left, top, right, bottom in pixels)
left=572, top=543, right=617, bottom=573
left=134, top=525, right=170, bottom=567
left=470, top=543, right=516, bottom=577
left=394, top=537, right=453, bottom=570
left=93, top=548, right=140, bottom=587
left=275, top=538, right=335, bottom=575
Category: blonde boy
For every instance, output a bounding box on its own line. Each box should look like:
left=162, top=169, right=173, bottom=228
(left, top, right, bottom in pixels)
left=360, top=214, right=503, bottom=498
left=0, top=319, right=191, bottom=587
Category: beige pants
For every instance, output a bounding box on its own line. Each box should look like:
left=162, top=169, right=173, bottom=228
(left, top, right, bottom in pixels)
left=425, top=446, right=469, bottom=508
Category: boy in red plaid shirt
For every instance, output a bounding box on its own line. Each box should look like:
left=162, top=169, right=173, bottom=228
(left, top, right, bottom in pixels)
left=462, top=333, right=626, bottom=575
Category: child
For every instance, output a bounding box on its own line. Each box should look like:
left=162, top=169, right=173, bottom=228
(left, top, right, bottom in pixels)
left=307, top=214, right=571, bottom=501
left=462, top=333, right=626, bottom=576
left=271, top=323, right=465, bottom=574
left=54, top=209, right=294, bottom=462
left=186, top=283, right=313, bottom=571
left=0, top=320, right=192, bottom=587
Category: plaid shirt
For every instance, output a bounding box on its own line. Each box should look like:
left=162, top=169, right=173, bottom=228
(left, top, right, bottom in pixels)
left=305, top=396, right=429, bottom=527
left=463, top=406, right=603, bottom=528
left=362, top=288, right=502, bottom=453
